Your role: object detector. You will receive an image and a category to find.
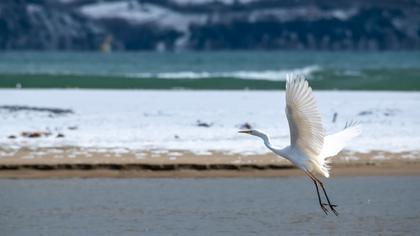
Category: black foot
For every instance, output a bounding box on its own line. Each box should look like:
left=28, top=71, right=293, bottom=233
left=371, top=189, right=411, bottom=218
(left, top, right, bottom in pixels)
left=320, top=203, right=329, bottom=215
left=330, top=204, right=339, bottom=216
left=321, top=203, right=338, bottom=216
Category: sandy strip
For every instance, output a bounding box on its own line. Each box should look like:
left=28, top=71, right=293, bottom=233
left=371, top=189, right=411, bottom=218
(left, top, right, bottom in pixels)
left=0, top=147, right=419, bottom=178
left=1, top=164, right=420, bottom=179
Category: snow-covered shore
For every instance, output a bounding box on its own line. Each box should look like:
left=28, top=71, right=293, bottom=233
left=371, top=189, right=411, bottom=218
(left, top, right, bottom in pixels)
left=1, top=89, right=419, bottom=156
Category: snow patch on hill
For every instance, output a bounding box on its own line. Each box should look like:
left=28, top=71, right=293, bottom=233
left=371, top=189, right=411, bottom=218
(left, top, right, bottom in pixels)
left=79, top=1, right=206, bottom=31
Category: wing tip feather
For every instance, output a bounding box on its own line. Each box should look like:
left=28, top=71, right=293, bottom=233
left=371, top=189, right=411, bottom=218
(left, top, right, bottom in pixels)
left=344, top=120, right=363, bottom=136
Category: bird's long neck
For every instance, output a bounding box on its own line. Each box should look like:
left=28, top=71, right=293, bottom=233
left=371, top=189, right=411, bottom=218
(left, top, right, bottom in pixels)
left=257, top=132, right=288, bottom=157
left=257, top=132, right=276, bottom=151
left=258, top=133, right=273, bottom=149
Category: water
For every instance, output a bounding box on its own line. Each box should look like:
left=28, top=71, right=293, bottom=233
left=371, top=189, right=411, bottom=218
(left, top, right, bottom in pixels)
left=1, top=176, right=420, bottom=236
left=0, top=51, right=419, bottom=90
left=1, top=51, right=419, bottom=75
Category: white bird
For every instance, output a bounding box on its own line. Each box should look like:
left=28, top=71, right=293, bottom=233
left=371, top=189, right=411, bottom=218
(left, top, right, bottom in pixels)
left=239, top=74, right=361, bottom=216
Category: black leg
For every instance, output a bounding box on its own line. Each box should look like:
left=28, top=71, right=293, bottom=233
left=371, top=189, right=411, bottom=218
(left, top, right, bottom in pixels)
left=318, top=181, right=339, bottom=216
left=306, top=171, right=338, bottom=216
left=313, top=179, right=329, bottom=215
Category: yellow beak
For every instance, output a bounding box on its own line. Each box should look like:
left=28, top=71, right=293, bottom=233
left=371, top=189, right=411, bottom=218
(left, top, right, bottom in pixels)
left=238, top=130, right=252, bottom=134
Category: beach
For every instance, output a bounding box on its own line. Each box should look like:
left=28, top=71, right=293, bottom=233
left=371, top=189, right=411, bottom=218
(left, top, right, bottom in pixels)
left=1, top=88, right=420, bottom=178
left=2, top=89, right=420, bottom=153
left=0, top=147, right=419, bottom=178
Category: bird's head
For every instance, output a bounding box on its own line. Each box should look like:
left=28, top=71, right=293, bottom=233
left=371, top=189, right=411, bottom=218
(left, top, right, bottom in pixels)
left=238, top=129, right=265, bottom=138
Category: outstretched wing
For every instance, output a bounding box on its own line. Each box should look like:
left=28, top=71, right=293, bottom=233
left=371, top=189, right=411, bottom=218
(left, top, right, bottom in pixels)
left=285, top=74, right=324, bottom=158
left=320, top=121, right=362, bottom=158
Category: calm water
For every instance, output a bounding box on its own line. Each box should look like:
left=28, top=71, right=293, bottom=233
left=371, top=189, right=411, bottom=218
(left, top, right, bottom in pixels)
left=0, top=51, right=420, bottom=90
left=1, top=176, right=420, bottom=236
left=0, top=51, right=419, bottom=75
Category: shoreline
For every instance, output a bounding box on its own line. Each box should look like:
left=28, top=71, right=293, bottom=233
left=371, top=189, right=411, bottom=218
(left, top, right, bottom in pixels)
left=0, top=148, right=419, bottom=178
left=1, top=163, right=420, bottom=179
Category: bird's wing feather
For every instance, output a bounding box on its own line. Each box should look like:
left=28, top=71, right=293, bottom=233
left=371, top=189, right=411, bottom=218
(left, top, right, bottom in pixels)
left=285, top=74, right=324, bottom=158
left=320, top=121, right=362, bottom=158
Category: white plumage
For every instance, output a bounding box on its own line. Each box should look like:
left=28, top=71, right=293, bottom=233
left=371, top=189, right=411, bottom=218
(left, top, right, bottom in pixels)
left=239, top=73, right=361, bottom=215
left=285, top=74, right=327, bottom=177
left=320, top=121, right=362, bottom=159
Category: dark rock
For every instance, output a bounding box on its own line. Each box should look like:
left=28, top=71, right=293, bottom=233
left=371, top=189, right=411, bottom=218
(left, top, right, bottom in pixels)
left=8, top=135, right=16, bottom=139
left=56, top=133, right=65, bottom=138
left=383, top=109, right=397, bottom=116
left=21, top=131, right=51, bottom=138
left=196, top=120, right=213, bottom=128
left=0, top=105, right=73, bottom=115
left=68, top=126, right=78, bottom=130
left=358, top=111, right=373, bottom=116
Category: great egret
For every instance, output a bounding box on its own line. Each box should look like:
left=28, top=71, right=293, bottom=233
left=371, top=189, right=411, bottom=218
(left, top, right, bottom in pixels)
left=239, top=74, right=361, bottom=216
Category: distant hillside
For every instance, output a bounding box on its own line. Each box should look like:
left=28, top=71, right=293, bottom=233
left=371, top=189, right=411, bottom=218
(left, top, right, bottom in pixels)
left=1, top=0, right=419, bottom=50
